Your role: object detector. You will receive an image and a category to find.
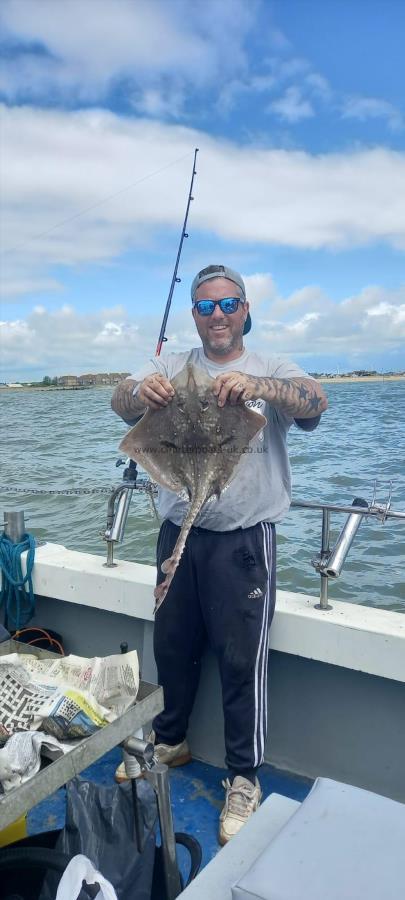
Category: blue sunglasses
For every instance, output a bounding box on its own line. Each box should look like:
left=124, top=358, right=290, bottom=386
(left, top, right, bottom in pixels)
left=193, top=297, right=245, bottom=316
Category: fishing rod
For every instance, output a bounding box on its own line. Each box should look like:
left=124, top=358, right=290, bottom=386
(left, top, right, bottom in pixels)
left=155, top=147, right=199, bottom=356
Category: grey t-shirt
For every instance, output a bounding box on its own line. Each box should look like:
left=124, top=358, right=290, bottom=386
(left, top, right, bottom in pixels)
left=129, top=347, right=317, bottom=528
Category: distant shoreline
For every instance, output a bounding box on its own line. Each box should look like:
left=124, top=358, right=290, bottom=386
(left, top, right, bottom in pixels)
left=0, top=385, right=93, bottom=391
left=317, top=375, right=405, bottom=384
left=1, top=374, right=404, bottom=391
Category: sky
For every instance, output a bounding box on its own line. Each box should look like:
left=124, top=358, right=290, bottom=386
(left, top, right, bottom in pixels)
left=1, top=0, right=404, bottom=381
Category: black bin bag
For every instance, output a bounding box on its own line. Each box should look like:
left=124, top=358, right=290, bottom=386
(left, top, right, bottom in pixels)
left=40, top=776, right=158, bottom=900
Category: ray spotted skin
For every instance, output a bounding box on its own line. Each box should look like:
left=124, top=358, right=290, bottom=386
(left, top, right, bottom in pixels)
left=119, top=364, right=266, bottom=612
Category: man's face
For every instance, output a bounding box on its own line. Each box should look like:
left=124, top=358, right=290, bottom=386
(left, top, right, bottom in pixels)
left=192, top=277, right=249, bottom=359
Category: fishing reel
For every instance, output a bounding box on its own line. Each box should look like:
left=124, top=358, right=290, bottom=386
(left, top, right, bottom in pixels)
left=115, top=456, right=138, bottom=485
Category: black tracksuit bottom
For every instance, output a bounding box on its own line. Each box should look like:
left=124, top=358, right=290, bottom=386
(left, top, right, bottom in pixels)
left=153, top=519, right=276, bottom=775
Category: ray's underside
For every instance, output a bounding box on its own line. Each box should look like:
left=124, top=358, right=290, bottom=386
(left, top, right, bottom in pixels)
left=120, top=364, right=266, bottom=610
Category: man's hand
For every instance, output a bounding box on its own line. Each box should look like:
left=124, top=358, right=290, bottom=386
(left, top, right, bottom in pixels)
left=138, top=374, right=175, bottom=409
left=212, top=372, right=258, bottom=407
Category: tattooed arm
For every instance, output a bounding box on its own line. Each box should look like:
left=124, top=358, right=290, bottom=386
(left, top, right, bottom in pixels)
left=111, top=374, right=174, bottom=424
left=213, top=373, right=328, bottom=419
left=111, top=379, right=144, bottom=424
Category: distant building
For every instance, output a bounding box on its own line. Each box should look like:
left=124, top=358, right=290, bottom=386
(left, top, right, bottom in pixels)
left=51, top=372, right=132, bottom=387
left=77, top=372, right=130, bottom=385
left=57, top=375, right=78, bottom=386
left=110, top=372, right=130, bottom=383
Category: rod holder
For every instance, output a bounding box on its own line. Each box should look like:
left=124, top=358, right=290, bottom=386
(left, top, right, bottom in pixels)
left=108, top=486, right=134, bottom=543
left=122, top=735, right=155, bottom=767
left=313, top=508, right=333, bottom=610
left=312, top=497, right=369, bottom=610
left=326, top=497, right=368, bottom=577
left=103, top=482, right=135, bottom=567
left=121, top=737, right=182, bottom=896
left=144, top=762, right=182, bottom=900
left=3, top=510, right=25, bottom=543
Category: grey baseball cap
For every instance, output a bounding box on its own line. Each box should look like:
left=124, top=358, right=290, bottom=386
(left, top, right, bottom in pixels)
left=191, top=264, right=252, bottom=335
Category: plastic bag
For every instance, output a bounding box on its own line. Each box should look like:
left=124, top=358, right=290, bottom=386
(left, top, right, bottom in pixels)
left=55, top=854, right=118, bottom=900
left=40, top=776, right=157, bottom=900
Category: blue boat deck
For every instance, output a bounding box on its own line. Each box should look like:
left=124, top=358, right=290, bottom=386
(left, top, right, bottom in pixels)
left=27, top=748, right=312, bottom=872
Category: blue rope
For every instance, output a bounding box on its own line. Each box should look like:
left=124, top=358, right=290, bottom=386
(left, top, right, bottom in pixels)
left=0, top=532, right=36, bottom=631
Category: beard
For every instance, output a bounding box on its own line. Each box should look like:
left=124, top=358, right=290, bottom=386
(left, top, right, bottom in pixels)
left=204, top=328, right=242, bottom=356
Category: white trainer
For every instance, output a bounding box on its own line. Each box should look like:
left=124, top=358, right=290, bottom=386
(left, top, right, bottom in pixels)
left=114, top=730, right=191, bottom=782
left=219, top=775, right=262, bottom=845
left=148, top=729, right=192, bottom=767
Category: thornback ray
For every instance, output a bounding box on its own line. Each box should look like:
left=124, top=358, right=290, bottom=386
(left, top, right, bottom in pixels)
left=119, top=363, right=266, bottom=612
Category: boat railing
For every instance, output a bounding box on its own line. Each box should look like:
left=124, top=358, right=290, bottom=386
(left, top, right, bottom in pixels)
left=103, top=471, right=404, bottom=609
left=291, top=485, right=405, bottom=609
left=102, top=474, right=405, bottom=607
left=2, top=477, right=404, bottom=612
left=102, top=457, right=158, bottom=567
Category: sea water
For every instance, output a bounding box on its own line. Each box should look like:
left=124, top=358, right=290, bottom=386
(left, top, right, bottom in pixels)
left=1, top=380, right=404, bottom=612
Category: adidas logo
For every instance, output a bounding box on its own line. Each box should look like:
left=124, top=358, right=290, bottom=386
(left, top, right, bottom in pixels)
left=248, top=587, right=263, bottom=599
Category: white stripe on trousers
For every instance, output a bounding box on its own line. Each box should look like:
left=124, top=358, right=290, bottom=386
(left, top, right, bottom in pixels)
left=253, top=522, right=272, bottom=768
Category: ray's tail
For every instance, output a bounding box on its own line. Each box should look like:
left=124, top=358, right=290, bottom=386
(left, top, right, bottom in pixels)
left=154, top=486, right=208, bottom=613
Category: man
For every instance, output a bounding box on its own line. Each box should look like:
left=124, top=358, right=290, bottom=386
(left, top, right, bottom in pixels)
left=111, top=264, right=328, bottom=844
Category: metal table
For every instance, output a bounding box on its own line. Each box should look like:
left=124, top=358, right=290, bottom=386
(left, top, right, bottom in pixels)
left=0, top=642, right=193, bottom=898
left=0, top=640, right=163, bottom=830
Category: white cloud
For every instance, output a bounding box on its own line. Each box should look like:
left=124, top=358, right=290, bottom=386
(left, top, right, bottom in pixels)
left=2, top=0, right=401, bottom=154
left=0, top=0, right=255, bottom=104
left=286, top=311, right=320, bottom=334
left=268, top=86, right=314, bottom=122
left=342, top=96, right=404, bottom=132
left=258, top=283, right=405, bottom=357
left=268, top=28, right=291, bottom=51
left=2, top=105, right=405, bottom=301
left=1, top=281, right=404, bottom=380
left=304, top=72, right=331, bottom=101
left=216, top=56, right=329, bottom=119
left=93, top=321, right=139, bottom=346
left=0, top=277, right=63, bottom=297
left=366, top=301, right=405, bottom=325
left=276, top=58, right=311, bottom=80
left=131, top=86, right=186, bottom=119
left=243, top=273, right=277, bottom=305
left=0, top=304, right=145, bottom=376
left=269, top=285, right=328, bottom=320
left=1, top=318, right=35, bottom=347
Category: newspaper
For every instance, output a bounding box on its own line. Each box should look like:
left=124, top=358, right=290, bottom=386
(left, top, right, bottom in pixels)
left=0, top=649, right=139, bottom=793
left=0, top=650, right=139, bottom=742
left=0, top=730, right=65, bottom=791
